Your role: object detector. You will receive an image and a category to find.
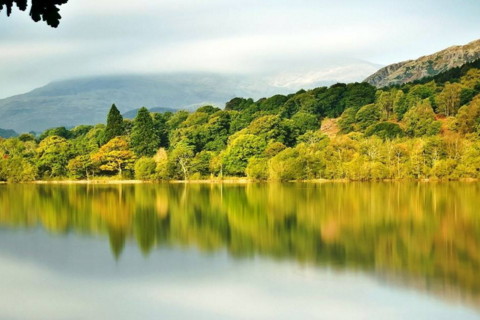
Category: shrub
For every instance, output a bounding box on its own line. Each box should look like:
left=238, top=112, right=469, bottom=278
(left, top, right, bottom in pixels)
left=134, top=157, right=157, bottom=180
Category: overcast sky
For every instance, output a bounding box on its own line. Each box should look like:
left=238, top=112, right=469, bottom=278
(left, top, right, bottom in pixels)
left=0, top=0, right=479, bottom=98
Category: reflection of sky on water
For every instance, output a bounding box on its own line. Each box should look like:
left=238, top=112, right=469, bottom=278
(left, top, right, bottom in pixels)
left=0, top=230, right=478, bottom=320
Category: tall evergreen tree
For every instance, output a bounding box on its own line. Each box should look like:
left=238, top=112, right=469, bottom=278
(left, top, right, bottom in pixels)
left=153, top=113, right=170, bottom=148
left=131, top=107, right=159, bottom=157
left=104, top=104, right=125, bottom=144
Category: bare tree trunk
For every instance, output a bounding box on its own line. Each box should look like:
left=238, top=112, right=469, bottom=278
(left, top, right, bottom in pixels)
left=179, top=159, right=188, bottom=181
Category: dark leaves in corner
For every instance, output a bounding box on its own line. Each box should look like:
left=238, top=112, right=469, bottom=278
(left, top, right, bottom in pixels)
left=0, top=0, right=69, bottom=28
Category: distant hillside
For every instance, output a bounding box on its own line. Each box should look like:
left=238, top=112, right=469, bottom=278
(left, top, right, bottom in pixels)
left=0, top=61, right=380, bottom=133
left=365, top=39, right=480, bottom=87
left=0, top=73, right=302, bottom=133
left=0, top=74, right=261, bottom=133
left=0, top=128, right=17, bottom=138
left=0, top=73, right=331, bottom=133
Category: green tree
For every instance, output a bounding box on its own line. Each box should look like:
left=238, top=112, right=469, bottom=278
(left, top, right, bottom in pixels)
left=71, top=125, right=93, bottom=138
left=455, top=141, right=480, bottom=178
left=291, top=112, right=320, bottom=135
left=38, top=126, right=71, bottom=141
left=153, top=148, right=169, bottom=180
left=225, top=97, right=254, bottom=111
left=338, top=107, right=357, bottom=133
left=355, top=104, right=381, bottom=131
left=280, top=92, right=317, bottom=117
left=131, top=107, right=159, bottom=157
left=246, top=157, right=269, bottom=180
left=454, top=97, right=480, bottom=134
left=67, top=155, right=94, bottom=179
left=263, top=141, right=287, bottom=158
left=393, top=90, right=408, bottom=120
left=18, top=133, right=35, bottom=142
left=430, top=159, right=457, bottom=179
left=190, top=151, right=213, bottom=178
left=322, top=135, right=358, bottom=179
left=84, top=125, right=106, bottom=149
left=168, top=142, right=194, bottom=180
left=204, top=111, right=231, bottom=151
left=0, top=156, right=37, bottom=182
left=295, top=131, right=329, bottom=178
left=134, top=157, right=157, bottom=180
left=36, top=135, right=71, bottom=178
left=403, top=100, right=441, bottom=137
left=390, top=142, right=410, bottom=178
left=222, top=134, right=266, bottom=176
left=268, top=148, right=306, bottom=181
left=343, top=82, right=376, bottom=111
left=314, top=83, right=347, bottom=117
left=376, top=90, right=395, bottom=120
left=365, top=122, right=404, bottom=140
left=104, top=104, right=125, bottom=144
left=247, top=115, right=285, bottom=142
left=436, top=82, right=463, bottom=116
left=258, top=94, right=288, bottom=112
left=153, top=112, right=171, bottom=148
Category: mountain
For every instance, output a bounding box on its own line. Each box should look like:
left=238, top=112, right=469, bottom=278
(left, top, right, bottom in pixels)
left=0, top=73, right=311, bottom=133
left=412, top=57, right=480, bottom=86
left=0, top=74, right=262, bottom=133
left=0, top=62, right=379, bottom=133
left=365, top=39, right=480, bottom=87
left=0, top=128, right=17, bottom=138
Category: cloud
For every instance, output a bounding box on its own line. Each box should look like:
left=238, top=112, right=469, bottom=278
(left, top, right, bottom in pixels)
left=0, top=0, right=479, bottom=97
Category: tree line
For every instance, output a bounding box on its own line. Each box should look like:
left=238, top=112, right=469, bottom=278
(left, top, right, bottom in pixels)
left=0, top=62, right=479, bottom=182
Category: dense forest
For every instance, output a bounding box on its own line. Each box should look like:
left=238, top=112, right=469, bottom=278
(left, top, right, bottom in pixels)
left=1, top=59, right=480, bottom=182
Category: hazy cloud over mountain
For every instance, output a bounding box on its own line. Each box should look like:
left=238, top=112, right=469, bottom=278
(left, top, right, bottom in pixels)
left=0, top=0, right=479, bottom=98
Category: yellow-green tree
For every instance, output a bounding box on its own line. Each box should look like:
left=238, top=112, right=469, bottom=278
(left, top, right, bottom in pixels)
left=91, top=137, right=135, bottom=177
left=36, top=135, right=71, bottom=178
left=436, top=82, right=463, bottom=116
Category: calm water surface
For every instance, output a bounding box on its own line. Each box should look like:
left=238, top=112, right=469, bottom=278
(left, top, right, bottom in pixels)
left=1, top=182, right=480, bottom=319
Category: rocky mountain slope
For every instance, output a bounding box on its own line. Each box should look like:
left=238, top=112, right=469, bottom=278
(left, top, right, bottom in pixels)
left=365, top=39, right=480, bottom=87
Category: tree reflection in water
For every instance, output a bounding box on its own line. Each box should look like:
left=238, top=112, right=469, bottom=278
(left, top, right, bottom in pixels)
left=1, top=182, right=480, bottom=307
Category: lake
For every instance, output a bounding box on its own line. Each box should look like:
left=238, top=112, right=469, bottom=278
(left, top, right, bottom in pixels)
left=0, top=182, right=479, bottom=319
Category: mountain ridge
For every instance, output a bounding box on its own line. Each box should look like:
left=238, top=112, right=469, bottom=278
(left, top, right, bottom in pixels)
left=365, top=39, right=480, bottom=87
left=0, top=73, right=278, bottom=133
left=1, top=69, right=380, bottom=133
left=0, top=128, right=17, bottom=138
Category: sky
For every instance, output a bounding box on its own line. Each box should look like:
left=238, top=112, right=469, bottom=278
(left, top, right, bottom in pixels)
left=0, top=0, right=479, bottom=98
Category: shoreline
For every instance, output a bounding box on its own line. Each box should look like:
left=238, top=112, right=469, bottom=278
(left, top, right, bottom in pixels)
left=28, top=178, right=253, bottom=185
left=0, top=177, right=476, bottom=185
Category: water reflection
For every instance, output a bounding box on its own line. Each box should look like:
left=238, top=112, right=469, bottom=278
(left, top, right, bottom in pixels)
left=1, top=182, right=480, bottom=309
